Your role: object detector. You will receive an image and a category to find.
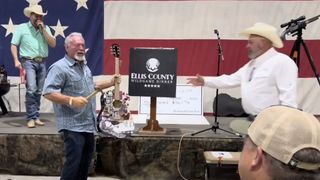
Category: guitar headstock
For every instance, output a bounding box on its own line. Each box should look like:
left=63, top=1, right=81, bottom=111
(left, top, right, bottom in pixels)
left=111, top=44, right=120, bottom=58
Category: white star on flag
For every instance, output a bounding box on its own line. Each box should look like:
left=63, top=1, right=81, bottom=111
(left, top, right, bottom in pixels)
left=50, top=20, right=68, bottom=38
left=1, top=18, right=17, bottom=37
left=75, top=0, right=88, bottom=11
left=26, top=0, right=41, bottom=6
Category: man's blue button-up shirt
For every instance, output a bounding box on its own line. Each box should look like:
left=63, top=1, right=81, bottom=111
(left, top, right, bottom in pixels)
left=43, top=55, right=96, bottom=133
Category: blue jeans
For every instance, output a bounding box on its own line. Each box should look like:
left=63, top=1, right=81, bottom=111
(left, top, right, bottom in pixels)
left=60, top=130, right=95, bottom=180
left=21, top=59, right=46, bottom=120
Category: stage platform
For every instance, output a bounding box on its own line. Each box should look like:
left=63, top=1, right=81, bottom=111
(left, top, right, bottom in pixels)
left=0, top=112, right=244, bottom=180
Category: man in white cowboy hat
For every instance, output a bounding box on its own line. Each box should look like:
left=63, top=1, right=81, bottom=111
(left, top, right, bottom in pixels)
left=11, top=4, right=56, bottom=128
left=187, top=22, right=298, bottom=117
left=238, top=106, right=320, bottom=180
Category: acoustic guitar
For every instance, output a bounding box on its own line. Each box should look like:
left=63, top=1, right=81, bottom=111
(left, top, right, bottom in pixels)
left=111, top=44, right=122, bottom=110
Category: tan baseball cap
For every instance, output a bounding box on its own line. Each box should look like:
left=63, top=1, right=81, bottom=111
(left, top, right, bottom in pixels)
left=240, top=22, right=283, bottom=48
left=248, top=106, right=320, bottom=170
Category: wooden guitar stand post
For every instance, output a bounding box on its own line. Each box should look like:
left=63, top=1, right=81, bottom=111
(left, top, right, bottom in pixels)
left=139, top=97, right=166, bottom=134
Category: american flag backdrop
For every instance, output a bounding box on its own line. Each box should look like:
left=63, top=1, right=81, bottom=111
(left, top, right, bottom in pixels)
left=0, top=0, right=104, bottom=76
left=1, top=0, right=320, bottom=114
left=104, top=0, right=320, bottom=78
left=103, top=0, right=320, bottom=114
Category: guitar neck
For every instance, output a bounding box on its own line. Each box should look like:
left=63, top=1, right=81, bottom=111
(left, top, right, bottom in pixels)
left=114, top=57, right=120, bottom=100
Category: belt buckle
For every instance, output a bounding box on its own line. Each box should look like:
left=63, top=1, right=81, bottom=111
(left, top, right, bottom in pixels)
left=34, top=57, right=43, bottom=63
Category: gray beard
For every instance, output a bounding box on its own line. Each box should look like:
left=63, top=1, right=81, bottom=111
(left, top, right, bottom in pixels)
left=248, top=49, right=263, bottom=59
left=75, top=54, right=86, bottom=61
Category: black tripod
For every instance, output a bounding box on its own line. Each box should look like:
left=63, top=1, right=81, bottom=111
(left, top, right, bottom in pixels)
left=192, top=30, right=242, bottom=137
left=281, top=15, right=320, bottom=86
left=290, top=29, right=320, bottom=86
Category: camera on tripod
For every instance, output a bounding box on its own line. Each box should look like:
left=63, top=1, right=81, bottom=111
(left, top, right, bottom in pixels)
left=280, top=15, right=320, bottom=41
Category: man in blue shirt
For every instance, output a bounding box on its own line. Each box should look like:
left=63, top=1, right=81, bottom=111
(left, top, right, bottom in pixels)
left=43, top=32, right=117, bottom=180
left=11, top=4, right=56, bottom=128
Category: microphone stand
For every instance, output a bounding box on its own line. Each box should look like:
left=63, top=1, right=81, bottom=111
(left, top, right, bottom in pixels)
left=192, top=30, right=242, bottom=137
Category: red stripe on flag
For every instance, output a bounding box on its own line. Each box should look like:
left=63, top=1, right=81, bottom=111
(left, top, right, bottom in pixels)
left=104, top=39, right=320, bottom=78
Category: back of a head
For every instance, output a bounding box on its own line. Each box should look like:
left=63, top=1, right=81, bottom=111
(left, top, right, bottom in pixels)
left=248, top=106, right=320, bottom=178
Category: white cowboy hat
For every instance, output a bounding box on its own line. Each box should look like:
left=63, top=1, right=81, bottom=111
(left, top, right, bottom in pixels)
left=23, top=4, right=47, bottom=17
left=240, top=22, right=283, bottom=48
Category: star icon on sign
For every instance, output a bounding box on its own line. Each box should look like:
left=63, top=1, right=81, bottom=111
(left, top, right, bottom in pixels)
left=26, top=0, right=41, bottom=6
left=1, top=18, right=17, bottom=37
left=75, top=0, right=88, bottom=11
left=50, top=20, right=68, bottom=38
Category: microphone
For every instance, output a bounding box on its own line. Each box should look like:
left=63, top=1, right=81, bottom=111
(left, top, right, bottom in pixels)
left=214, top=29, right=219, bottom=36
left=36, top=20, right=44, bottom=32
left=214, top=29, right=224, bottom=61
left=37, top=24, right=44, bottom=33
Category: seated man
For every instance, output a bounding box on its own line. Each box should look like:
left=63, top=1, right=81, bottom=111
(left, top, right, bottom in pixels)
left=238, top=106, right=320, bottom=180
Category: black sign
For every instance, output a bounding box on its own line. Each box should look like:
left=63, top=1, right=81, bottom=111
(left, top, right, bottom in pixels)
left=129, top=48, right=177, bottom=97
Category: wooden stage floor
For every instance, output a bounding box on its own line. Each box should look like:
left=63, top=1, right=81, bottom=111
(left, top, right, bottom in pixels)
left=0, top=112, right=244, bottom=180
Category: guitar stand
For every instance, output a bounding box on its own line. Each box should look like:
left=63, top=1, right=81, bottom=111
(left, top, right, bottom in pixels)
left=139, top=97, right=166, bottom=134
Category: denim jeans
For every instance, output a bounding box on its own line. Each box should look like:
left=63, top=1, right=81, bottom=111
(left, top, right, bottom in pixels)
left=60, top=130, right=95, bottom=180
left=21, top=59, right=46, bottom=120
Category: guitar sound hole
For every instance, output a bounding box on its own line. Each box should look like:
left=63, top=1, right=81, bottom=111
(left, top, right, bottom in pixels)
left=113, top=100, right=122, bottom=109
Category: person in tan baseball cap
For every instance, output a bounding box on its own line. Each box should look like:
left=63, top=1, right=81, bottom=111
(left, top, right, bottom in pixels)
left=238, top=106, right=320, bottom=180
